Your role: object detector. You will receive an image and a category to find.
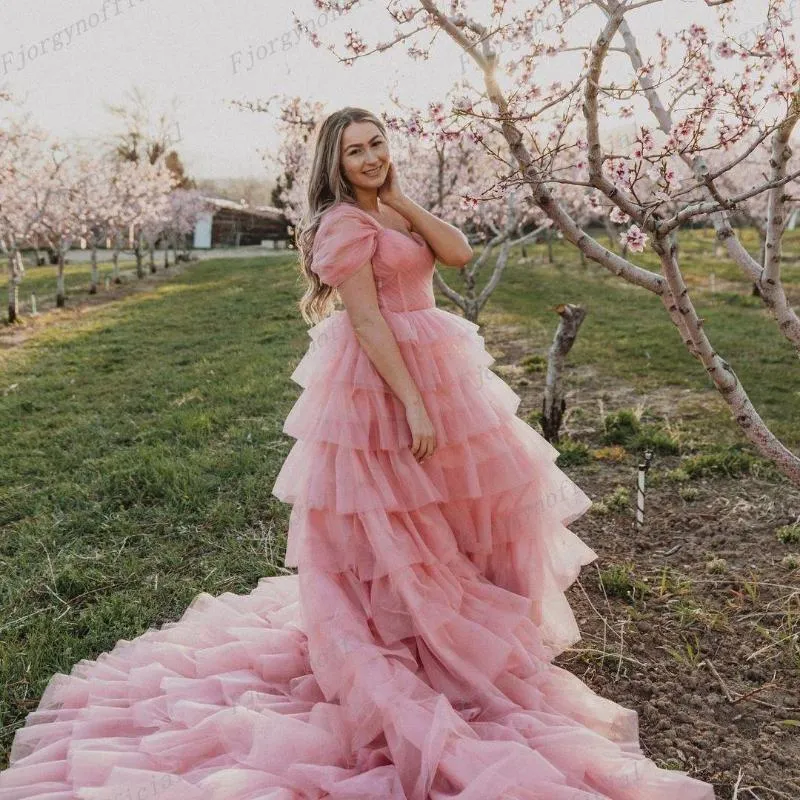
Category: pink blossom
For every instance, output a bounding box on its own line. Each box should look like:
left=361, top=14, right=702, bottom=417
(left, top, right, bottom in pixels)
left=671, top=119, right=693, bottom=143
left=620, top=224, right=648, bottom=253
left=716, top=41, right=735, bottom=58
left=687, top=24, right=708, bottom=45
left=606, top=158, right=631, bottom=188
left=585, top=192, right=602, bottom=212
left=609, top=206, right=631, bottom=225
left=344, top=31, right=367, bottom=55
left=429, top=102, right=446, bottom=125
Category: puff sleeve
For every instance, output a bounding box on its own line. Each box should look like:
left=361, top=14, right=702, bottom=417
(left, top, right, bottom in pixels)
left=311, top=205, right=379, bottom=289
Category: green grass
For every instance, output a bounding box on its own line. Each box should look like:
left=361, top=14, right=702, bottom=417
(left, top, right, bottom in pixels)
left=0, top=256, right=308, bottom=763
left=11, top=254, right=138, bottom=307
left=1, top=228, right=799, bottom=765
left=477, top=227, right=800, bottom=449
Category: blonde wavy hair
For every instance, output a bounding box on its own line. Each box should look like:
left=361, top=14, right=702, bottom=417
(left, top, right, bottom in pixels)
left=296, top=107, right=388, bottom=325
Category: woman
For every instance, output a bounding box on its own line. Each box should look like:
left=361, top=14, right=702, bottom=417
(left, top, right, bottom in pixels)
left=0, top=107, right=717, bottom=799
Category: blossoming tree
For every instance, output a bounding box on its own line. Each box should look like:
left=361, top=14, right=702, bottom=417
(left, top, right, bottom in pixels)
left=0, top=109, right=67, bottom=321
left=297, top=0, right=800, bottom=483
left=162, top=189, right=211, bottom=266
left=105, top=158, right=176, bottom=280
left=69, top=153, right=119, bottom=294
left=34, top=151, right=87, bottom=308
left=273, top=94, right=558, bottom=323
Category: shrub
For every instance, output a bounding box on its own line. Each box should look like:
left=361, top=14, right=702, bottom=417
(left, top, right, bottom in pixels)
left=520, top=354, right=547, bottom=373
left=776, top=523, right=800, bottom=545
left=554, top=437, right=592, bottom=467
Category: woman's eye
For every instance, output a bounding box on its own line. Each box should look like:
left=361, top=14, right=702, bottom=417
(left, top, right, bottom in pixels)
left=347, top=141, right=382, bottom=156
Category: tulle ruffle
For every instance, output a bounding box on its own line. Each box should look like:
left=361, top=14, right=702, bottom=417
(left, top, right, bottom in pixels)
left=288, top=307, right=491, bottom=394
left=273, top=415, right=557, bottom=513
left=281, top=368, right=516, bottom=451
left=0, top=305, right=717, bottom=800
left=301, top=554, right=715, bottom=800
left=1, top=568, right=716, bottom=800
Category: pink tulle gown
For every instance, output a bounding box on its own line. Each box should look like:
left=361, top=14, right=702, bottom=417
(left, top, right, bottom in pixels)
left=0, top=201, right=717, bottom=800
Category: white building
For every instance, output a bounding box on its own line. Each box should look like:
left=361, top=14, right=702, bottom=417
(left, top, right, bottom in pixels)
left=192, top=197, right=290, bottom=249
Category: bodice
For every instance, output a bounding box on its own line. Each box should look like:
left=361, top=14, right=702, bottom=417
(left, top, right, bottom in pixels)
left=369, top=225, right=437, bottom=313
left=313, top=202, right=437, bottom=313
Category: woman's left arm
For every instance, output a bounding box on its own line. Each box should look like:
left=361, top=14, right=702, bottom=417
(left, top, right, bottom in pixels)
left=391, top=196, right=473, bottom=268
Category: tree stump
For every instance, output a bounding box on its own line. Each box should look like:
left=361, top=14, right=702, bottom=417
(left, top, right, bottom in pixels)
left=541, top=303, right=588, bottom=444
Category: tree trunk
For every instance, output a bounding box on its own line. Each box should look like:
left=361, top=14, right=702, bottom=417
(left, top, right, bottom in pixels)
left=149, top=237, right=157, bottom=273
left=603, top=218, right=617, bottom=251
left=463, top=297, right=479, bottom=325
left=540, top=303, right=588, bottom=444
left=135, top=231, right=144, bottom=279
left=56, top=249, right=66, bottom=308
left=547, top=228, right=554, bottom=263
left=7, top=249, right=21, bottom=323
left=112, top=231, right=122, bottom=283
left=755, top=234, right=766, bottom=295
left=90, top=239, right=99, bottom=294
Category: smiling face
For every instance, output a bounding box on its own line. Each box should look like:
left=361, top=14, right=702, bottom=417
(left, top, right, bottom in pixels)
left=339, top=120, right=390, bottom=193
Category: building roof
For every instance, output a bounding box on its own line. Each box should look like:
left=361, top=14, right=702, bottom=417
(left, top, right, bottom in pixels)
left=200, top=196, right=285, bottom=221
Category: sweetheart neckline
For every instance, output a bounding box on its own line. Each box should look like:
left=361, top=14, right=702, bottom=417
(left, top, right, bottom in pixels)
left=341, top=203, right=426, bottom=247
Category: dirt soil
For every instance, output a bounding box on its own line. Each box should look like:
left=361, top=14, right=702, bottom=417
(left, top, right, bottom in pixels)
left=481, top=311, right=800, bottom=800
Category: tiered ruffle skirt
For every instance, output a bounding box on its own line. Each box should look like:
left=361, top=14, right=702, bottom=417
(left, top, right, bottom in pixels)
left=0, top=307, right=717, bottom=799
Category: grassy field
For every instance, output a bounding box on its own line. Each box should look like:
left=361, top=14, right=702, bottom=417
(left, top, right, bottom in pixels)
left=10, top=254, right=138, bottom=310
left=461, top=226, right=800, bottom=448
left=1, top=229, right=799, bottom=793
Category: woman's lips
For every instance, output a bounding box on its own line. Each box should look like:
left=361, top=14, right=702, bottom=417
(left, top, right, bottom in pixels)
left=364, top=166, right=382, bottom=176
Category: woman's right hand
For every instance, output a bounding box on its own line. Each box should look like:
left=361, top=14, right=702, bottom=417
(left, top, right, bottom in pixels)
left=405, top=398, right=436, bottom=463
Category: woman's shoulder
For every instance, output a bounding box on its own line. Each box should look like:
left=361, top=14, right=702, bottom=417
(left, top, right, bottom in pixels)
left=314, top=203, right=379, bottom=249
left=311, top=203, right=381, bottom=288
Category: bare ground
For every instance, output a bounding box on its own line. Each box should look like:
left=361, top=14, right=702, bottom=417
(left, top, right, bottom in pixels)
left=481, top=310, right=800, bottom=800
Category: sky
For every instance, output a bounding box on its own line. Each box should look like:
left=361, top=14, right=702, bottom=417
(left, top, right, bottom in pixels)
left=0, top=0, right=789, bottom=183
